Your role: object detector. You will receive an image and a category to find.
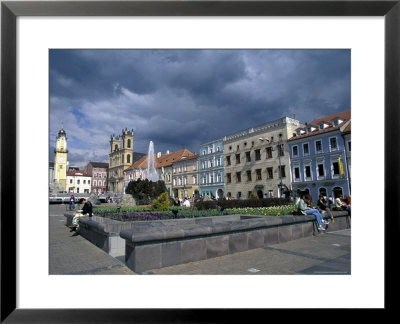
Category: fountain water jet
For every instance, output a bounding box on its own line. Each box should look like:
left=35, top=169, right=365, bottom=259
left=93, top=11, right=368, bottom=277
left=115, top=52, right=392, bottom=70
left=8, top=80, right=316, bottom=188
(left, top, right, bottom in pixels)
left=146, top=141, right=159, bottom=182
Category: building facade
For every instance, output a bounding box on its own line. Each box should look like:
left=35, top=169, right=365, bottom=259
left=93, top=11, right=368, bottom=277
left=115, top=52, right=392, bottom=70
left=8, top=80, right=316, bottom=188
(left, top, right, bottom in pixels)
left=85, top=162, right=109, bottom=194
left=124, top=149, right=196, bottom=197
left=52, top=127, right=68, bottom=192
left=172, top=154, right=200, bottom=199
left=66, top=170, right=92, bottom=194
left=223, top=117, right=302, bottom=199
left=288, top=110, right=351, bottom=202
left=199, top=139, right=225, bottom=199
left=108, top=128, right=134, bottom=194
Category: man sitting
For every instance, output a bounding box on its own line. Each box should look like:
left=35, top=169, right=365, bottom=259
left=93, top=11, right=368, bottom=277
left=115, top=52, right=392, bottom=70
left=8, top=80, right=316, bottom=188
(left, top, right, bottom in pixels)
left=69, top=198, right=93, bottom=232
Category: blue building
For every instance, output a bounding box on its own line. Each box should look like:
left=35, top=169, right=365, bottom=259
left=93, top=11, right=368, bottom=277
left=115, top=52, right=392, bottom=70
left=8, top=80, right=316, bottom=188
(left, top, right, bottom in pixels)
left=199, top=139, right=225, bottom=199
left=288, top=110, right=351, bottom=203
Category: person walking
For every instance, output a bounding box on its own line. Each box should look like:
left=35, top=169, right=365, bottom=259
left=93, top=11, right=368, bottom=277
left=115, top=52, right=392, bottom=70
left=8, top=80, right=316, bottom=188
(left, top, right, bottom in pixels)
left=69, top=195, right=75, bottom=210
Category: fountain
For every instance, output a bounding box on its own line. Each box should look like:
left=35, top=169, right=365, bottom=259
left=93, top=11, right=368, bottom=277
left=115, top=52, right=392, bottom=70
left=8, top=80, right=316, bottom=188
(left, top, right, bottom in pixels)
left=146, top=141, right=159, bottom=182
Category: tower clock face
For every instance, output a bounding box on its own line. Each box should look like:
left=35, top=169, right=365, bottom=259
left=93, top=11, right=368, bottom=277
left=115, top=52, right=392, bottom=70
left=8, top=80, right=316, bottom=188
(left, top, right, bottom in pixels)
left=58, top=156, right=65, bottom=163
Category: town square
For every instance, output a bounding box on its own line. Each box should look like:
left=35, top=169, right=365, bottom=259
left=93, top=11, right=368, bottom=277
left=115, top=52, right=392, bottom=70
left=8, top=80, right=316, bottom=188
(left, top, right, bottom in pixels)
left=49, top=49, right=351, bottom=276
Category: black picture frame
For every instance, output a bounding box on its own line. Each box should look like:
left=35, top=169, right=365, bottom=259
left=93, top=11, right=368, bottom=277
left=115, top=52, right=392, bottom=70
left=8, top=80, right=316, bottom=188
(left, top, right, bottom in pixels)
left=1, top=0, right=398, bottom=322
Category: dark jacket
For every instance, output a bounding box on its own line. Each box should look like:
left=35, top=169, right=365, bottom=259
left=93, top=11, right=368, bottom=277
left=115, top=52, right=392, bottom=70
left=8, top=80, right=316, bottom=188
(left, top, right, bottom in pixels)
left=82, top=201, right=93, bottom=217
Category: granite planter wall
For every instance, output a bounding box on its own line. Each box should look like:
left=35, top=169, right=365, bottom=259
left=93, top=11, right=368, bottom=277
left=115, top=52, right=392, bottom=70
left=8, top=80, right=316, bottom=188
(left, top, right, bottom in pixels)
left=119, top=211, right=350, bottom=273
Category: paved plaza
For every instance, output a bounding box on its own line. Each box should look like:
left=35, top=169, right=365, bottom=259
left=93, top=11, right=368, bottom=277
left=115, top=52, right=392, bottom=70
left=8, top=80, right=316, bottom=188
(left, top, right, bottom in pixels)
left=49, top=204, right=351, bottom=275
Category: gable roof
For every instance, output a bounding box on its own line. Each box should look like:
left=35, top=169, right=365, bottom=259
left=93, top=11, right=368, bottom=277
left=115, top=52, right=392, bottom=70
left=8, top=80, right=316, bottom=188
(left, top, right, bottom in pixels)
left=125, top=149, right=196, bottom=171
left=87, top=161, right=109, bottom=168
left=67, top=170, right=91, bottom=177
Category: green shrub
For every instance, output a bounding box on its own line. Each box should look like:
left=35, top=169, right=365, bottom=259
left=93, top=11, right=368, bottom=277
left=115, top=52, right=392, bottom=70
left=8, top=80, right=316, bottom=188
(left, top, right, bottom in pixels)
left=151, top=192, right=171, bottom=211
left=195, top=198, right=292, bottom=210
left=249, top=192, right=259, bottom=200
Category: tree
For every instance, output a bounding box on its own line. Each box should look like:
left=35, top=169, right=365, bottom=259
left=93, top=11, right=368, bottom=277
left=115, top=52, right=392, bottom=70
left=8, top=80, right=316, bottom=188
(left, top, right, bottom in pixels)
left=125, top=179, right=167, bottom=204
left=151, top=192, right=171, bottom=211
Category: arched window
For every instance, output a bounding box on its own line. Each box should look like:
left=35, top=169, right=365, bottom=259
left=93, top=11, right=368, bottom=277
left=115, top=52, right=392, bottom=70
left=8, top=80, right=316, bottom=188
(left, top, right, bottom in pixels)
left=114, top=144, right=118, bottom=151
left=319, top=187, right=327, bottom=197
left=127, top=139, right=131, bottom=148
left=127, top=154, right=131, bottom=164
left=333, top=187, right=343, bottom=198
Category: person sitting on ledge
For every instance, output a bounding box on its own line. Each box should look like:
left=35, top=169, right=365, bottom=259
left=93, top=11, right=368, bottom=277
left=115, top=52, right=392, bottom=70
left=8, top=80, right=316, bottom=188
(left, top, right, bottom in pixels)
left=297, top=193, right=328, bottom=231
left=69, top=198, right=93, bottom=232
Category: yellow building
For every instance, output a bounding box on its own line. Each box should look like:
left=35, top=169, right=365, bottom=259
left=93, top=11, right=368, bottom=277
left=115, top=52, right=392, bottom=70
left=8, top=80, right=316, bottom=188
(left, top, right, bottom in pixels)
left=172, top=154, right=200, bottom=199
left=108, top=128, right=134, bottom=193
left=53, top=127, right=68, bottom=192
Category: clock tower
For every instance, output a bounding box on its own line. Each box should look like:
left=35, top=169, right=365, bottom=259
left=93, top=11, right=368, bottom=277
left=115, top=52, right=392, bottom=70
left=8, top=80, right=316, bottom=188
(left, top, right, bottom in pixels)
left=53, top=127, right=68, bottom=192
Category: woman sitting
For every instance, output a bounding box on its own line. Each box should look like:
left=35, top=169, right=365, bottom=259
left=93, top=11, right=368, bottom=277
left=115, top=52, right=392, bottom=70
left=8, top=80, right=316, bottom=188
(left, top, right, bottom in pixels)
left=298, top=194, right=328, bottom=231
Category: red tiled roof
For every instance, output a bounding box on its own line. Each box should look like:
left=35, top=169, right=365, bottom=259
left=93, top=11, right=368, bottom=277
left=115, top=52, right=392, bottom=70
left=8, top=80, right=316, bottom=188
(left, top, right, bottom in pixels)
left=310, top=110, right=351, bottom=127
left=125, top=149, right=196, bottom=171
left=289, top=110, right=351, bottom=141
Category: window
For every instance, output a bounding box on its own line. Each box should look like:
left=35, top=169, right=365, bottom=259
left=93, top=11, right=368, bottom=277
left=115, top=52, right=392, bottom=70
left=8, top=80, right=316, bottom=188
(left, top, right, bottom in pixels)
left=83, top=180, right=86, bottom=184
left=193, top=162, right=197, bottom=170
left=127, top=139, right=131, bottom=148
left=226, top=173, right=231, bottom=183
left=209, top=147, right=213, bottom=154
left=266, top=167, right=273, bottom=179
left=226, top=156, right=231, bottom=166
left=217, top=146, right=220, bottom=152
left=279, top=165, right=286, bottom=178
left=256, top=169, right=262, bottom=180
left=305, top=165, right=311, bottom=179
left=203, top=150, right=206, bottom=155
left=210, top=174, right=214, bottom=184
left=330, top=137, right=338, bottom=150
left=127, top=154, right=131, bottom=164
left=184, top=176, right=188, bottom=185
left=317, top=163, right=325, bottom=177
left=266, top=147, right=273, bottom=159
left=236, top=172, right=241, bottom=182
left=246, top=170, right=252, bottom=181
left=246, top=151, right=251, bottom=162
left=315, top=140, right=322, bottom=153
left=278, top=144, right=284, bottom=156
left=332, top=162, right=340, bottom=176
left=93, top=180, right=97, bottom=186
left=217, top=173, right=222, bottom=183
left=77, top=179, right=80, bottom=184
left=216, top=158, right=221, bottom=167
left=294, top=167, right=300, bottom=180
left=236, top=154, right=241, bottom=164
left=193, top=175, right=197, bottom=184
left=209, top=160, right=213, bottom=168
left=347, top=141, right=351, bottom=151
left=292, top=146, right=298, bottom=157
left=255, top=149, right=261, bottom=161
left=202, top=161, right=206, bottom=169
left=303, top=143, right=309, bottom=155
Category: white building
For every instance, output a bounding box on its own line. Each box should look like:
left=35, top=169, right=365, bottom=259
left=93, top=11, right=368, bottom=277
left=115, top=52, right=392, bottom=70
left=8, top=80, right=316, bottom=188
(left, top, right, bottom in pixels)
left=66, top=170, right=92, bottom=194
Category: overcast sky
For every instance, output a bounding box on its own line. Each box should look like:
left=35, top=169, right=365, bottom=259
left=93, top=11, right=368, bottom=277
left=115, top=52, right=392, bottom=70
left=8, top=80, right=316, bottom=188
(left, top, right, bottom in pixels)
left=49, top=49, right=350, bottom=168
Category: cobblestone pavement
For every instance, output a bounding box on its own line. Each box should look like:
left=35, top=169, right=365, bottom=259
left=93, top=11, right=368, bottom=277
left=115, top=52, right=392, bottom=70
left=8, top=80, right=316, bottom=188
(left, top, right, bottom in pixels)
left=145, top=229, right=351, bottom=275
left=49, top=204, right=350, bottom=275
left=49, top=204, right=135, bottom=275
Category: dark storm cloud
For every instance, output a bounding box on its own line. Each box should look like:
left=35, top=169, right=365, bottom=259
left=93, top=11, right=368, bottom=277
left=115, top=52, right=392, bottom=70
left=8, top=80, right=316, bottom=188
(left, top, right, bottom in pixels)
left=50, top=49, right=350, bottom=167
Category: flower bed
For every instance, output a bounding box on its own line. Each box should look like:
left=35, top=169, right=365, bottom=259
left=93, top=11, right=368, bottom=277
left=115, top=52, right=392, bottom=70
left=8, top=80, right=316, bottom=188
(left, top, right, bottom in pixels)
left=93, top=205, right=298, bottom=221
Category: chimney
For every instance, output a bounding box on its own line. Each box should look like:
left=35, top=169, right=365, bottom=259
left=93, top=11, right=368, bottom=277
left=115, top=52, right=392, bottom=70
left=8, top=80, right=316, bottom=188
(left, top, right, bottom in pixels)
left=157, top=152, right=162, bottom=158
left=166, top=150, right=170, bottom=155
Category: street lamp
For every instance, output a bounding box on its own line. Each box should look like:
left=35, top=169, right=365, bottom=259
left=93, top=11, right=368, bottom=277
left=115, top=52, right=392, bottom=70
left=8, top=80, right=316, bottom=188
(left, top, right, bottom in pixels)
left=278, top=133, right=284, bottom=198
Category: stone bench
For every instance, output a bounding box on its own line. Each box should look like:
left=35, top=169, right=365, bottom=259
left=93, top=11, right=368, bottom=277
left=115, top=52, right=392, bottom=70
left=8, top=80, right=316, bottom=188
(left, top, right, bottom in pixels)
left=119, top=211, right=350, bottom=273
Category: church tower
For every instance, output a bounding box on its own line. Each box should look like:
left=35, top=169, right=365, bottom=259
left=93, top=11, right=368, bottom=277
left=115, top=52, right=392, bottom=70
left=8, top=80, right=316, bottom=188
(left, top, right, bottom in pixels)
left=108, top=128, right=134, bottom=193
left=53, top=127, right=68, bottom=192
